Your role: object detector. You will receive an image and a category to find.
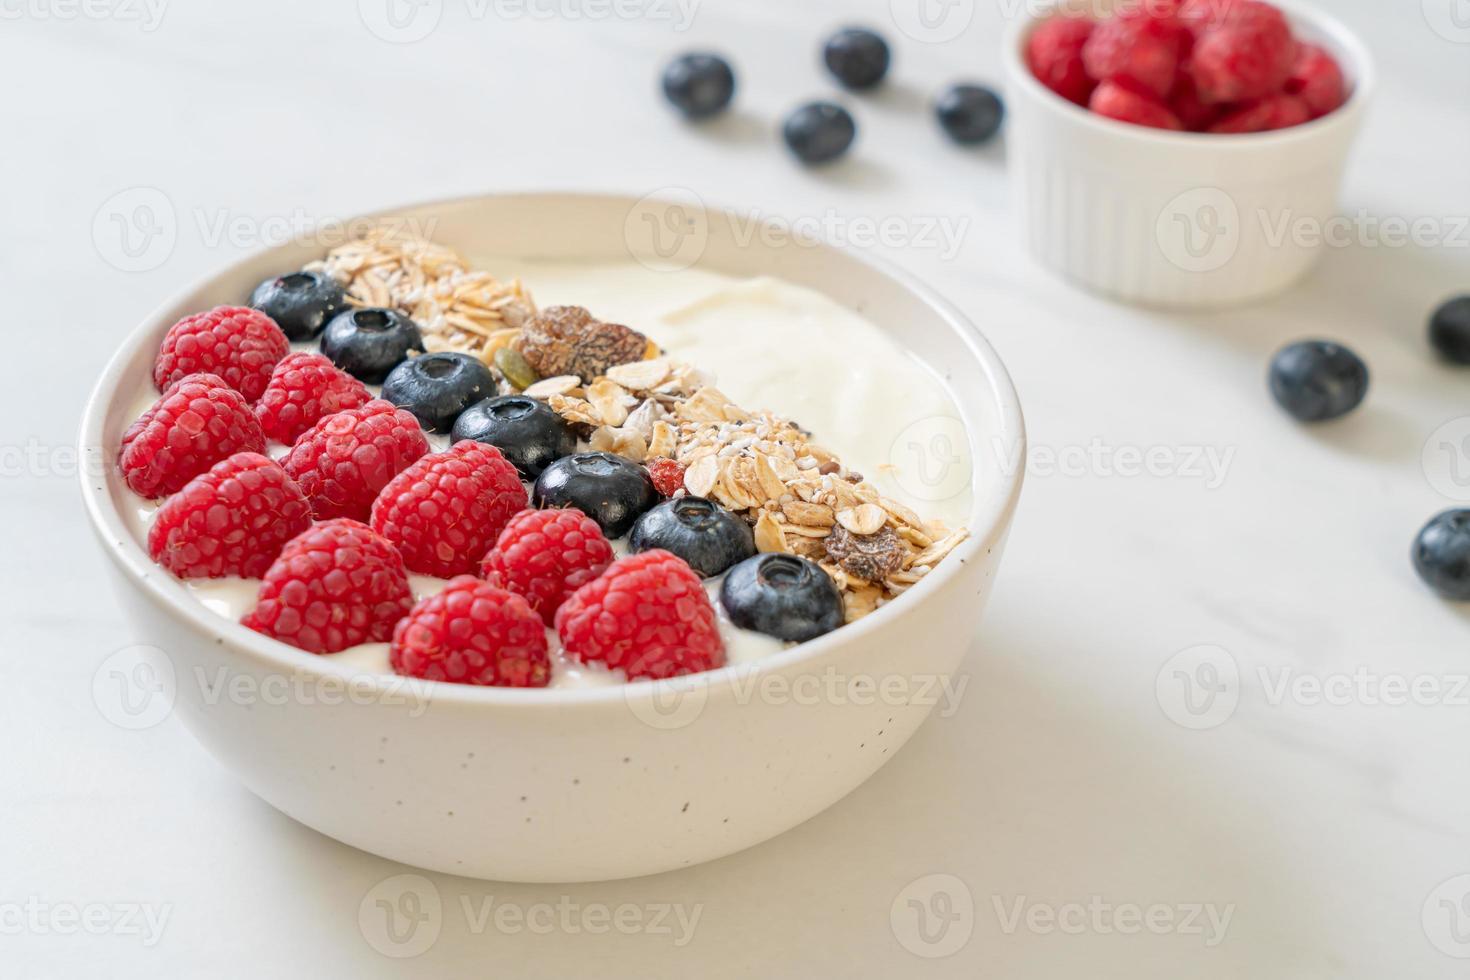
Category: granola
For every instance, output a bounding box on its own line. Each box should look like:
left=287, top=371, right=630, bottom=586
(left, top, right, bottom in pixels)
left=312, top=231, right=969, bottom=624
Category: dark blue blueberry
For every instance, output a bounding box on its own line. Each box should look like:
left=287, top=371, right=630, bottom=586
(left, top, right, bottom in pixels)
left=381, top=352, right=497, bottom=434
left=629, top=496, right=756, bottom=578
left=823, top=27, right=890, bottom=90
left=249, top=269, right=346, bottom=340
left=1268, top=340, right=1369, bottom=422
left=533, top=452, right=657, bottom=539
left=320, top=308, right=424, bottom=384
left=782, top=102, right=857, bottom=165
left=1429, top=295, right=1470, bottom=365
left=451, top=394, right=575, bottom=478
left=720, top=553, right=844, bottom=643
left=935, top=83, right=1005, bottom=145
left=662, top=52, right=736, bottom=119
left=1413, top=510, right=1470, bottom=600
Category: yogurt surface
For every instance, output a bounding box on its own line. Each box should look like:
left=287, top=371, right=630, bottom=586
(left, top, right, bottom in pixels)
left=123, top=261, right=973, bottom=688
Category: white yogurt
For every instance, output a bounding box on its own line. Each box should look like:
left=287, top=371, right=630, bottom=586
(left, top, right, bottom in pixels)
left=122, top=263, right=972, bottom=688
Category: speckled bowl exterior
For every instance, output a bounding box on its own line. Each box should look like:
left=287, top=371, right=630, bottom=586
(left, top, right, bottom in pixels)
left=80, top=192, right=1025, bottom=882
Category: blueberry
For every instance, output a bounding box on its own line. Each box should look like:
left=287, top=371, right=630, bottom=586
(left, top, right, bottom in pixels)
left=629, top=496, right=756, bottom=578
left=1429, top=295, right=1470, bottom=365
left=661, top=52, right=736, bottom=119
left=720, top=554, right=844, bottom=643
left=1413, top=510, right=1470, bottom=600
left=320, top=308, right=424, bottom=384
left=782, top=102, right=857, bottom=165
left=823, top=27, right=890, bottom=90
left=935, top=83, right=1005, bottom=145
left=1268, top=340, right=1369, bottom=422
left=533, top=452, right=657, bottom=539
left=381, top=352, right=497, bottom=433
left=249, top=269, right=346, bottom=340
left=451, top=395, right=575, bottom=478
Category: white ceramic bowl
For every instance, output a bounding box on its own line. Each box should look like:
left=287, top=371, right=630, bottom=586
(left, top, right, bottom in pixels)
left=1002, top=0, right=1374, bottom=309
left=79, top=192, right=1024, bottom=883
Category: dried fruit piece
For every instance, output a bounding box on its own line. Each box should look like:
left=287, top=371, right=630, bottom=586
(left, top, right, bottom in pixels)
left=519, top=305, right=648, bottom=383
left=823, top=525, right=905, bottom=583
left=494, top=346, right=539, bottom=390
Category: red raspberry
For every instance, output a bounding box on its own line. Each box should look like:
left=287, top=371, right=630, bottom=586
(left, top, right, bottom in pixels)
left=154, top=306, right=289, bottom=404
left=255, top=352, right=372, bottom=444
left=120, top=373, right=266, bottom=499
left=1168, top=74, right=1221, bottom=130
left=147, top=452, right=312, bottom=579
left=281, top=400, right=430, bottom=522
left=1285, top=42, right=1345, bottom=118
left=242, top=519, right=413, bottom=654
left=1027, top=16, right=1097, bottom=106
left=1089, top=80, right=1184, bottom=130
left=1082, top=8, right=1185, bottom=99
left=391, top=577, right=550, bottom=687
left=371, top=441, right=528, bottom=578
left=1207, top=93, right=1310, bottom=133
left=646, top=457, right=686, bottom=497
left=1188, top=12, right=1294, bottom=103
left=555, top=549, right=725, bottom=681
left=480, top=508, right=614, bottom=626
left=1179, top=0, right=1283, bottom=33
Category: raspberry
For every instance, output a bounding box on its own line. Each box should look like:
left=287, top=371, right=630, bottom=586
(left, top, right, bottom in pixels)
left=255, top=352, right=372, bottom=444
left=242, top=519, right=413, bottom=654
left=1026, top=16, right=1096, bottom=106
left=480, top=508, right=614, bottom=626
left=1179, top=0, right=1283, bottom=33
left=1188, top=14, right=1295, bottom=103
left=371, top=441, right=528, bottom=578
left=391, top=577, right=550, bottom=687
left=154, top=306, right=289, bottom=404
left=1285, top=42, right=1345, bottom=118
left=1207, top=93, right=1310, bottom=133
left=555, top=549, right=725, bottom=681
left=1081, top=8, right=1185, bottom=99
left=119, top=373, right=266, bottom=499
left=281, top=400, right=429, bottom=522
left=1167, top=74, right=1220, bottom=130
left=1089, top=80, right=1184, bottom=130
left=147, top=452, right=311, bottom=579
left=646, top=457, right=686, bottom=497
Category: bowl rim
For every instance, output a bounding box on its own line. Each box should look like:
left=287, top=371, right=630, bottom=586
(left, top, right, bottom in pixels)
left=1001, top=0, right=1376, bottom=147
left=79, top=190, right=1026, bottom=709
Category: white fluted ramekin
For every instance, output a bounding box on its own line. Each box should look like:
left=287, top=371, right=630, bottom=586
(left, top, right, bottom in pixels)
left=1002, top=0, right=1374, bottom=309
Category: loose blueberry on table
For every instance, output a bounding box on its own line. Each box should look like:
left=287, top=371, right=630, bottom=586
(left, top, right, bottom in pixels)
left=661, top=52, right=736, bottom=119
left=720, top=553, right=846, bottom=643
left=783, top=102, right=857, bottom=165
left=451, top=394, right=576, bottom=479
left=381, top=350, right=497, bottom=433
left=629, top=496, right=756, bottom=578
left=320, top=307, right=424, bottom=384
left=249, top=269, right=346, bottom=341
left=1268, top=340, right=1369, bottom=423
left=822, top=27, right=890, bottom=90
left=533, top=451, right=659, bottom=539
left=1412, top=511, right=1470, bottom=601
left=935, top=84, right=1005, bottom=145
left=1429, top=296, right=1470, bottom=365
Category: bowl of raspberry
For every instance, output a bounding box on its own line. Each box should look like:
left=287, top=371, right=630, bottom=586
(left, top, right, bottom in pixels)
left=78, top=192, right=1025, bottom=882
left=1003, top=0, right=1373, bottom=309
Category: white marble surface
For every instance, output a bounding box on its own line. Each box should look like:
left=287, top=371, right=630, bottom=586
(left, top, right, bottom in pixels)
left=6, top=0, right=1470, bottom=975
